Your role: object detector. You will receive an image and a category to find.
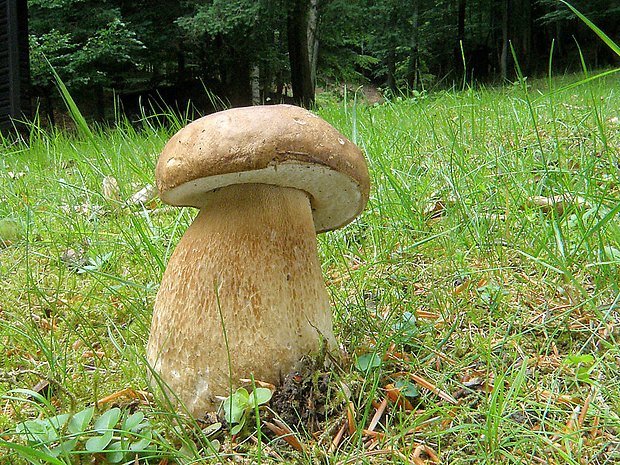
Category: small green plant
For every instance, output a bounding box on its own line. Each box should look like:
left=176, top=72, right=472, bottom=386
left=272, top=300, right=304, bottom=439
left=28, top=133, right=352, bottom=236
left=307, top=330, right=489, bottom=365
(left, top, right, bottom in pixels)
left=390, top=311, right=418, bottom=341
left=78, top=251, right=115, bottom=274
left=393, top=378, right=419, bottom=399
left=222, top=386, right=272, bottom=435
left=354, top=352, right=383, bottom=372
left=563, top=354, right=597, bottom=384
left=12, top=402, right=161, bottom=464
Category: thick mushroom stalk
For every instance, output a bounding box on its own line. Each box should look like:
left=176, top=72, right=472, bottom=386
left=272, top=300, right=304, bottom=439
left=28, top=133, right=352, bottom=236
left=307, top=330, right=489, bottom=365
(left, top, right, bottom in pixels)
left=146, top=104, right=369, bottom=418
left=147, top=183, right=335, bottom=415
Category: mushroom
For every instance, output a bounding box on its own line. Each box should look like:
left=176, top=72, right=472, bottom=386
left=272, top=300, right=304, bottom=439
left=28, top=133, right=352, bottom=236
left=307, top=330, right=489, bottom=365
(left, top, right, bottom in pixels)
left=146, top=104, right=370, bottom=416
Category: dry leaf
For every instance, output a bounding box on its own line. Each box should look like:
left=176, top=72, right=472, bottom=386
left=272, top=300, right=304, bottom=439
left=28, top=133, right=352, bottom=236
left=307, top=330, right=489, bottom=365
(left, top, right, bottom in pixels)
left=7, top=171, right=27, bottom=180
left=82, top=350, right=105, bottom=358
left=524, top=195, right=589, bottom=215
left=128, top=184, right=157, bottom=206
left=102, top=176, right=120, bottom=204
left=60, top=248, right=88, bottom=269
left=424, top=196, right=457, bottom=219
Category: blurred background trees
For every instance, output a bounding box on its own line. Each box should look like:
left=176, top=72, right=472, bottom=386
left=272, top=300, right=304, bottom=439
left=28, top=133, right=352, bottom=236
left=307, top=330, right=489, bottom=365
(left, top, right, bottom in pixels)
left=25, top=0, right=620, bottom=122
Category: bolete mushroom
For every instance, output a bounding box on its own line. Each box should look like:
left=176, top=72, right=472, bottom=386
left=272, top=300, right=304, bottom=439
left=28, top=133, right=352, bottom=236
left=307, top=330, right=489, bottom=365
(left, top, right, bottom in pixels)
left=146, top=104, right=370, bottom=416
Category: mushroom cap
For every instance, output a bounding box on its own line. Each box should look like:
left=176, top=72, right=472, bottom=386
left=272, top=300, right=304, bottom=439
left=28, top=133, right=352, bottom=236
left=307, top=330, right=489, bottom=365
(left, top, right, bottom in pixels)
left=155, top=104, right=370, bottom=232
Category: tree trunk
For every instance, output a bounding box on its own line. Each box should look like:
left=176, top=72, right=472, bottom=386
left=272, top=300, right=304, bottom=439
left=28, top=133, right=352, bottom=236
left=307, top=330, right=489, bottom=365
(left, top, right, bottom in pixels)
left=95, top=85, right=105, bottom=121
left=177, top=44, right=186, bottom=74
left=500, top=0, right=511, bottom=80
left=307, top=0, right=320, bottom=93
left=42, top=92, right=55, bottom=126
left=386, top=48, right=396, bottom=95
left=501, top=0, right=529, bottom=79
left=287, top=0, right=315, bottom=107
left=456, top=0, right=466, bottom=75
left=251, top=65, right=261, bottom=105
left=522, top=0, right=532, bottom=75
left=406, top=0, right=419, bottom=92
left=458, top=0, right=465, bottom=42
left=228, top=54, right=252, bottom=107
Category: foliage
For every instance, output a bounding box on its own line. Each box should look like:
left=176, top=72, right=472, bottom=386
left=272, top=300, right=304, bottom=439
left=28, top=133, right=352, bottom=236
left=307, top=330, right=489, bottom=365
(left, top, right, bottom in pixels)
left=354, top=352, right=382, bottom=371
left=23, top=0, right=620, bottom=120
left=8, top=395, right=161, bottom=464
left=222, top=386, right=272, bottom=435
left=175, top=0, right=288, bottom=102
left=28, top=0, right=144, bottom=93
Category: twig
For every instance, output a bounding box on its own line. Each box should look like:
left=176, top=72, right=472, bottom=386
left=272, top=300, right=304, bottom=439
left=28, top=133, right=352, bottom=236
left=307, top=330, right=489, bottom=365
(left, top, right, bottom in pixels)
left=0, top=369, right=76, bottom=411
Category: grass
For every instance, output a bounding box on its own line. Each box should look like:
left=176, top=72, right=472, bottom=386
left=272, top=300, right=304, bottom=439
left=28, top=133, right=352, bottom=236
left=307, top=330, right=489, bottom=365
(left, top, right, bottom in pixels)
left=1, top=69, right=620, bottom=464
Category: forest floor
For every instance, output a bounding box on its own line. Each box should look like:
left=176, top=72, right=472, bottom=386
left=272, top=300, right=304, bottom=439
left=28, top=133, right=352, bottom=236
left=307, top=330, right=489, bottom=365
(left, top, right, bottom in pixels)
left=1, top=70, right=620, bottom=464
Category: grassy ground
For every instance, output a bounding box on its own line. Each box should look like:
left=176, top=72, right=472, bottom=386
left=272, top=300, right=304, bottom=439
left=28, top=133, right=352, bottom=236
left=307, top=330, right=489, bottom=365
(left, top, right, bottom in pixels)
left=1, top=70, right=619, bottom=464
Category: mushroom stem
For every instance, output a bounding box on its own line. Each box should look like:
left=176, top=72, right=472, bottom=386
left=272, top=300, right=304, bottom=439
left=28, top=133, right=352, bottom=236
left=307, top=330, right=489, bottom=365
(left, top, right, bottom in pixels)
left=146, top=182, right=336, bottom=416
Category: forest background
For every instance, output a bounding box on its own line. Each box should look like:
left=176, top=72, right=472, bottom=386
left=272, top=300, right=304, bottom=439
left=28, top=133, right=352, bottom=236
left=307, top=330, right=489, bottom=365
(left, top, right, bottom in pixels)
left=28, top=0, right=620, bottom=123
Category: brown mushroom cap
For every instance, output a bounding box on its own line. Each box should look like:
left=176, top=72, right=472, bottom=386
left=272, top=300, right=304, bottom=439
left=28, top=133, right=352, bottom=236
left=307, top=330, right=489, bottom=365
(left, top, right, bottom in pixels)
left=156, top=104, right=370, bottom=233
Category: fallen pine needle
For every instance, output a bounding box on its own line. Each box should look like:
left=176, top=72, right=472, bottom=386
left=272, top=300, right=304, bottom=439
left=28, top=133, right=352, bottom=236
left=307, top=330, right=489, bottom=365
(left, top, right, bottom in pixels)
left=523, top=194, right=589, bottom=215
left=97, top=388, right=153, bottom=406
left=367, top=397, right=388, bottom=432
left=591, top=414, right=600, bottom=438
left=238, top=378, right=276, bottom=392
left=249, top=434, right=283, bottom=460
left=411, top=443, right=440, bottom=464
left=537, top=389, right=579, bottom=407
left=415, top=310, right=441, bottom=319
left=366, top=438, right=379, bottom=450
left=385, top=383, right=414, bottom=410
left=423, top=346, right=458, bottom=365
left=347, top=401, right=356, bottom=435
left=395, top=372, right=459, bottom=406
left=264, top=419, right=306, bottom=452
left=327, top=262, right=363, bottom=285
left=82, top=350, right=105, bottom=358
left=518, top=451, right=549, bottom=465
left=329, top=421, right=347, bottom=454
left=578, top=386, right=596, bottom=429
left=336, top=447, right=409, bottom=465
left=566, top=405, right=581, bottom=433
left=551, top=405, right=581, bottom=443
left=362, top=429, right=387, bottom=439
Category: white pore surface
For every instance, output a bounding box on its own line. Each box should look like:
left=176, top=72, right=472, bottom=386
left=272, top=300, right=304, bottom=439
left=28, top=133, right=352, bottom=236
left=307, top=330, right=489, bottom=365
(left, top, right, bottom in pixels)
left=160, top=162, right=364, bottom=232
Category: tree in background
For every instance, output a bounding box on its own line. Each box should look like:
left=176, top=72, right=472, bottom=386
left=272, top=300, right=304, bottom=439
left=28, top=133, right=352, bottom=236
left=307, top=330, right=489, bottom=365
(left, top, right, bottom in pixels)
left=177, top=0, right=267, bottom=106
left=177, top=0, right=319, bottom=107
left=29, top=0, right=144, bottom=121
left=25, top=0, right=620, bottom=122
left=538, top=0, right=620, bottom=68
left=287, top=0, right=318, bottom=106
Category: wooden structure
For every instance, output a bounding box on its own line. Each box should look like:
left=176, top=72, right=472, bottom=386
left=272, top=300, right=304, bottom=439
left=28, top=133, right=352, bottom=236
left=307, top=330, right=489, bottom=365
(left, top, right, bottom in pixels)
left=0, top=0, right=30, bottom=134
